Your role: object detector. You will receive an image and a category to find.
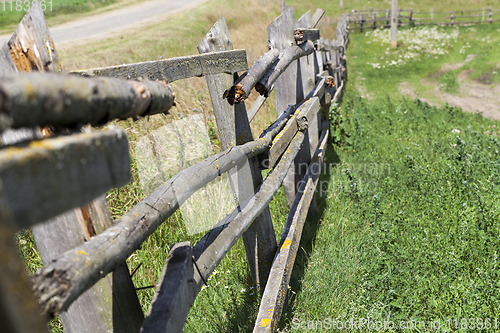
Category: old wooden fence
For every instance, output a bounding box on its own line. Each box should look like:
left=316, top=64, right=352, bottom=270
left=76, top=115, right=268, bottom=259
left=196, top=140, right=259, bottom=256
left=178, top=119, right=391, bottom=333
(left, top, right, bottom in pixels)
left=350, top=7, right=500, bottom=31
left=0, top=2, right=348, bottom=332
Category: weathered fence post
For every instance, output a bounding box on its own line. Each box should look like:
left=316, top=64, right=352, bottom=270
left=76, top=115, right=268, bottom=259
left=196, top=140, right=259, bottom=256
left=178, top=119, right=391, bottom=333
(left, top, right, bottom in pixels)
left=391, top=0, right=398, bottom=48
left=0, top=3, right=144, bottom=332
left=340, top=0, right=343, bottom=10
left=451, top=12, right=454, bottom=26
left=489, top=7, right=493, bottom=23
left=386, top=9, right=390, bottom=28
left=198, top=17, right=277, bottom=294
left=432, top=6, right=434, bottom=22
left=360, top=11, right=364, bottom=32
left=409, top=8, right=413, bottom=26
left=482, top=7, right=485, bottom=21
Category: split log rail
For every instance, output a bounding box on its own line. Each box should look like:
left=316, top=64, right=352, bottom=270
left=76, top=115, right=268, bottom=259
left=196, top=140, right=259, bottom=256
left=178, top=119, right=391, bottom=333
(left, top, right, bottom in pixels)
left=0, top=2, right=349, bottom=333
left=350, top=7, right=500, bottom=31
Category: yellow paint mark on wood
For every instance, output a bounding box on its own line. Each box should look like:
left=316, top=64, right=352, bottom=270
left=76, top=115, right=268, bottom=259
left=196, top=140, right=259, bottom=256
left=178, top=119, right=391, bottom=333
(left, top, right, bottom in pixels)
left=281, top=239, right=291, bottom=250
left=259, top=318, right=271, bottom=328
left=77, top=250, right=87, bottom=255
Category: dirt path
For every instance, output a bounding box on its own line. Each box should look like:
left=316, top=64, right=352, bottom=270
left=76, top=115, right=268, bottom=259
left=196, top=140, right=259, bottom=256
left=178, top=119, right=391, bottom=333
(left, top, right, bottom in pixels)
left=399, top=59, right=500, bottom=121
left=0, top=0, right=208, bottom=46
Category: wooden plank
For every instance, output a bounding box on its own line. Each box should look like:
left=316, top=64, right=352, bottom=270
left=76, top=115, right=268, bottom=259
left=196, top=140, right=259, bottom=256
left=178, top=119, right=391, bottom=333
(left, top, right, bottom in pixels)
left=294, top=29, right=320, bottom=43
left=31, top=198, right=144, bottom=333
left=141, top=242, right=194, bottom=333
left=253, top=123, right=329, bottom=333
left=70, top=50, right=247, bottom=83
left=311, top=8, right=326, bottom=28
left=223, top=48, right=279, bottom=105
left=32, top=109, right=292, bottom=317
left=0, top=44, right=17, bottom=74
left=5, top=0, right=60, bottom=73
left=0, top=129, right=130, bottom=230
left=0, top=196, right=48, bottom=333
left=198, top=16, right=277, bottom=294
left=0, top=73, right=175, bottom=129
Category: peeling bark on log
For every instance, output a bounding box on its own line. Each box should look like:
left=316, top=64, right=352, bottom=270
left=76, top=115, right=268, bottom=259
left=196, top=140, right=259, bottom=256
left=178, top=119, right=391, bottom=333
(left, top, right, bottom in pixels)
left=4, top=1, right=60, bottom=73
left=223, top=48, right=279, bottom=105
left=255, top=41, right=314, bottom=98
left=198, top=16, right=277, bottom=294
left=70, top=50, right=247, bottom=83
left=0, top=129, right=130, bottom=230
left=0, top=73, right=175, bottom=130
left=253, top=123, right=329, bottom=333
left=31, top=108, right=293, bottom=317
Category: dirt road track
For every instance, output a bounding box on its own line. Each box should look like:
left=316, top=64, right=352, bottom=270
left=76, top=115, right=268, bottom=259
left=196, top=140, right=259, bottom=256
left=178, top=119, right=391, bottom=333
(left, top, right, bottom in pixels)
left=0, top=0, right=208, bottom=47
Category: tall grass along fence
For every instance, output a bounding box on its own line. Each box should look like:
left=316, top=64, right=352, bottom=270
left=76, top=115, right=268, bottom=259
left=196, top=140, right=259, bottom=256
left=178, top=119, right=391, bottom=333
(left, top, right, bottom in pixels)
left=0, top=2, right=349, bottom=332
left=350, top=7, right=500, bottom=31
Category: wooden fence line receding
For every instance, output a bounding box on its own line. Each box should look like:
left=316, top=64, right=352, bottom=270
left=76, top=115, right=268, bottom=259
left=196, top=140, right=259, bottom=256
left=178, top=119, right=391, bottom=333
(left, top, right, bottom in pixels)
left=0, top=3, right=350, bottom=332
left=350, top=7, right=499, bottom=30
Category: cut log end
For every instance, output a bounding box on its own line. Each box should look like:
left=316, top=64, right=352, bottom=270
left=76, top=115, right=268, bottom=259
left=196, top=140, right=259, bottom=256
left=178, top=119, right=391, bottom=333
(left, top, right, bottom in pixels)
left=222, top=83, right=247, bottom=105
left=326, top=77, right=336, bottom=88
left=33, top=268, right=73, bottom=318
left=294, top=29, right=304, bottom=42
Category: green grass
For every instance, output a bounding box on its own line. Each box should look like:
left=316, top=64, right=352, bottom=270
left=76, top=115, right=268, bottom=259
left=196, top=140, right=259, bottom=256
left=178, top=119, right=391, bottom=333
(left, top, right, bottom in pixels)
left=283, top=88, right=500, bottom=332
left=347, top=23, right=500, bottom=101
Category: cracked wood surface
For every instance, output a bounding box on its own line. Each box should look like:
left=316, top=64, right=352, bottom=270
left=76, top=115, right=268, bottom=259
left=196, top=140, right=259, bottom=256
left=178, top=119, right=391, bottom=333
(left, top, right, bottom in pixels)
left=70, top=50, right=247, bottom=83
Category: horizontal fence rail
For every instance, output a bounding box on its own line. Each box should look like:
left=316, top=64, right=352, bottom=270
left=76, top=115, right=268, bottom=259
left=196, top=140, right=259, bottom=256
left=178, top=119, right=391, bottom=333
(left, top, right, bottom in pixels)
left=0, top=1, right=349, bottom=332
left=349, top=7, right=500, bottom=31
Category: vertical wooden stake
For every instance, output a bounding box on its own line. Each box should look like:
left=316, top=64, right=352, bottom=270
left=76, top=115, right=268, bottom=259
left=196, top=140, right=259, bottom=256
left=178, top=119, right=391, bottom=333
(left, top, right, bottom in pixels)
left=340, top=0, right=343, bottom=10
left=198, top=17, right=277, bottom=294
left=489, top=7, right=493, bottom=24
left=391, top=0, right=398, bottom=48
left=432, top=6, right=434, bottom=22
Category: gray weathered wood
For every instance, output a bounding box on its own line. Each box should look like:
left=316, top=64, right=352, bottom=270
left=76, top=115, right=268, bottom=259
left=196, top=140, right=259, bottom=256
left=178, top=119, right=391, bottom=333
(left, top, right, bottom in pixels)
left=0, top=129, right=130, bottom=230
left=1, top=5, right=144, bottom=332
left=253, top=123, right=329, bottom=333
left=31, top=197, right=144, bottom=333
left=4, top=0, right=60, bottom=73
left=70, top=50, right=247, bottom=83
left=267, top=6, right=297, bottom=115
left=391, top=0, right=398, bottom=48
left=31, top=108, right=292, bottom=317
left=311, top=8, right=326, bottom=28
left=141, top=242, right=194, bottom=333
left=223, top=48, right=279, bottom=105
left=0, top=73, right=175, bottom=130
left=132, top=131, right=304, bottom=333
left=198, top=16, right=277, bottom=293
left=296, top=97, right=320, bottom=131
left=262, top=98, right=319, bottom=169
left=255, top=41, right=314, bottom=98
left=0, top=195, right=48, bottom=333
left=294, top=29, right=320, bottom=43
left=247, top=86, right=273, bottom=123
